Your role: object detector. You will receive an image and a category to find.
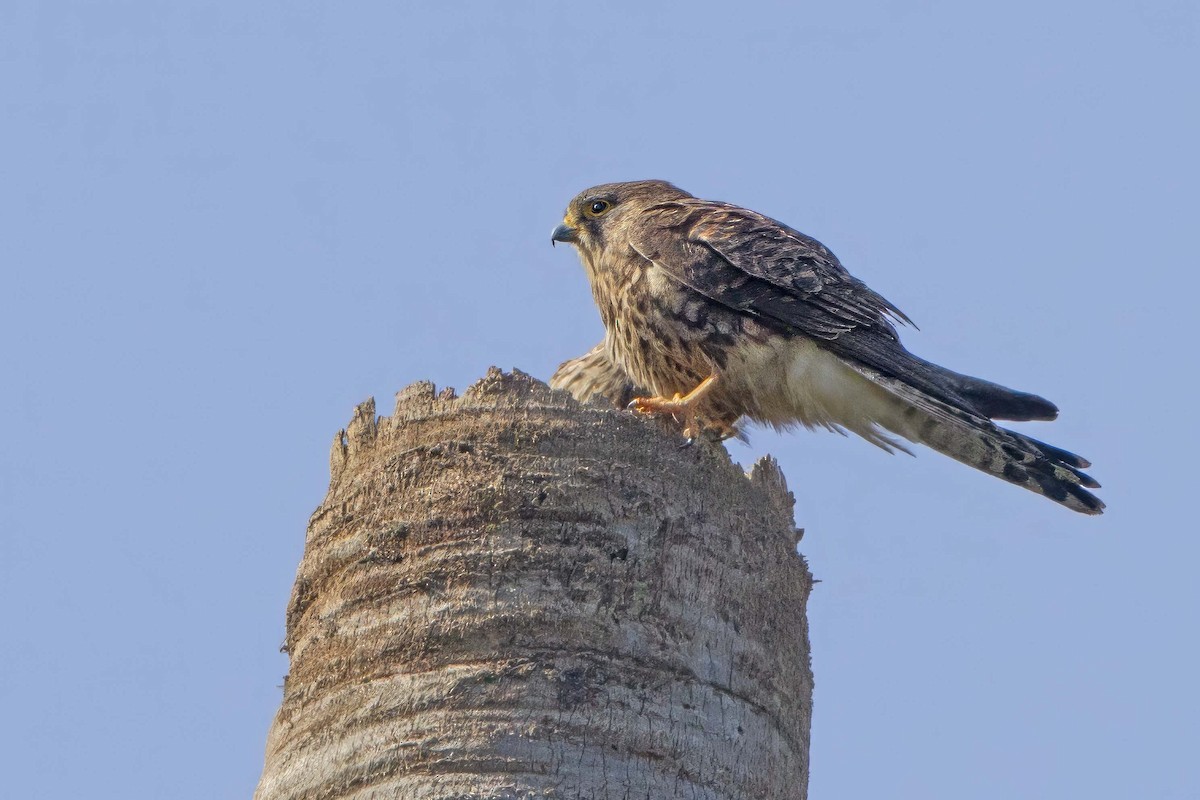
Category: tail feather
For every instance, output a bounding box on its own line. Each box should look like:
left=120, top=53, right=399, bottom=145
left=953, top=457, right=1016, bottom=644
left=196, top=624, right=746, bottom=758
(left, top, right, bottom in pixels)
left=848, top=363, right=1104, bottom=515
left=1013, top=433, right=1092, bottom=470
left=1006, top=430, right=1101, bottom=489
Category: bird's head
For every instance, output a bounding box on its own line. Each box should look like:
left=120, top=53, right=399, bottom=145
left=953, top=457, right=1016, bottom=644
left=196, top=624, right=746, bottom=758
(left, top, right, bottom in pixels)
left=551, top=180, right=692, bottom=257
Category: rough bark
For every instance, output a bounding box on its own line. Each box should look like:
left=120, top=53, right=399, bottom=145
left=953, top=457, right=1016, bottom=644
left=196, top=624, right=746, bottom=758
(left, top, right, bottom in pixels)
left=255, top=368, right=813, bottom=800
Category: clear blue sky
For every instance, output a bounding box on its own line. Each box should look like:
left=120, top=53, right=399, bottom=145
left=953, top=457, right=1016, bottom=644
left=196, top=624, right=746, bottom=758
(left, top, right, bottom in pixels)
left=2, top=2, right=1196, bottom=798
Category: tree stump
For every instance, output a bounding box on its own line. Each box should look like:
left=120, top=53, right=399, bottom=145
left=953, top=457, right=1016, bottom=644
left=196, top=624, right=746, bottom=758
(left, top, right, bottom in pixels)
left=255, top=368, right=813, bottom=799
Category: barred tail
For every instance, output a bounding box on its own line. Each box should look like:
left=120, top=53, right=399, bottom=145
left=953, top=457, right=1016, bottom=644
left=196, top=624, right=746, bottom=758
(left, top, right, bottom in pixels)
left=850, top=364, right=1104, bottom=515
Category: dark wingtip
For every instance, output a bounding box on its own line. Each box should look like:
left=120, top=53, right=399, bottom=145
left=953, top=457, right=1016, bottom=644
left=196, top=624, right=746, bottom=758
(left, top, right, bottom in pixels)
left=915, top=360, right=1060, bottom=422
left=1018, top=394, right=1059, bottom=422
left=979, top=391, right=1059, bottom=422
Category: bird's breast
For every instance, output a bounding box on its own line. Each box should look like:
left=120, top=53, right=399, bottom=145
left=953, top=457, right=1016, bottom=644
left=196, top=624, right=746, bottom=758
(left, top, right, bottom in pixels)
left=598, top=263, right=760, bottom=406
left=584, top=248, right=792, bottom=424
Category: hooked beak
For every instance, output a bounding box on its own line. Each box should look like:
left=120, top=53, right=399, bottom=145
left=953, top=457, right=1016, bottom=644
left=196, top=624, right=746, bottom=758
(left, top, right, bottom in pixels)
left=551, top=222, right=578, bottom=247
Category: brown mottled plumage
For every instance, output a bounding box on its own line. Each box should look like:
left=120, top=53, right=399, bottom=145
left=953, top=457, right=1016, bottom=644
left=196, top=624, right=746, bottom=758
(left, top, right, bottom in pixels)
left=550, top=342, right=642, bottom=410
left=550, top=180, right=1103, bottom=515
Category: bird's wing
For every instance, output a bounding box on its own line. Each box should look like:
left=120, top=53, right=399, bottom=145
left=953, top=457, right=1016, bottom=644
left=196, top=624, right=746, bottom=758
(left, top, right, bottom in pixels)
left=550, top=343, right=641, bottom=408
left=629, top=199, right=1056, bottom=421
left=632, top=199, right=912, bottom=342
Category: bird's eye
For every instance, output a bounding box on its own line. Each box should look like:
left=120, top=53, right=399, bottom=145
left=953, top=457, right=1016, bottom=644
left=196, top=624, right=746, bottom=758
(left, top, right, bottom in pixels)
left=588, top=200, right=611, bottom=216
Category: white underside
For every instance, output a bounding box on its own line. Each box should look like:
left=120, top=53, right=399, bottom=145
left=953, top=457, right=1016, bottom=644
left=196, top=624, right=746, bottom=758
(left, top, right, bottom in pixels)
left=727, top=336, right=917, bottom=453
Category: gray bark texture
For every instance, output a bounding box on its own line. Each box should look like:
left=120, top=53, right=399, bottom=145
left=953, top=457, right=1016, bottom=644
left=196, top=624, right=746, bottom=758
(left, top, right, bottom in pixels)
left=255, top=368, right=813, bottom=800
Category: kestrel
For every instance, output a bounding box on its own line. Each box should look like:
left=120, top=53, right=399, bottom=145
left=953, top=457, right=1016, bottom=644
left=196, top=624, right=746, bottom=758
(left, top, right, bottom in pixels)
left=550, top=180, right=1103, bottom=515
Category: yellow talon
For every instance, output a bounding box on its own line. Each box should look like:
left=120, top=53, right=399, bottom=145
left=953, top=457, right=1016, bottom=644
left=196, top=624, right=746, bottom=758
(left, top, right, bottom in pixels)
left=628, top=375, right=719, bottom=441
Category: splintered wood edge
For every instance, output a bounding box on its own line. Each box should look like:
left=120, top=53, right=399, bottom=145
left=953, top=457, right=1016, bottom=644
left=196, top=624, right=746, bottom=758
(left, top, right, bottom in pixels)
left=327, top=367, right=797, bottom=533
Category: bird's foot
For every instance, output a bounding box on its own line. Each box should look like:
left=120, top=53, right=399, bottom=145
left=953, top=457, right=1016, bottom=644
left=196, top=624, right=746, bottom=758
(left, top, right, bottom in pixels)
left=628, top=375, right=719, bottom=443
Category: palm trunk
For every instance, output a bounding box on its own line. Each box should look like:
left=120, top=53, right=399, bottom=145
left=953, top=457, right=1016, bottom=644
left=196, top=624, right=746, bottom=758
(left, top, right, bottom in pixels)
left=255, top=368, right=813, bottom=799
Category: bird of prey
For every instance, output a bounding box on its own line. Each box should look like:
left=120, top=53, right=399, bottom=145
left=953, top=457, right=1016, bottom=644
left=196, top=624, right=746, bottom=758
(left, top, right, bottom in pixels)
left=549, top=180, right=1103, bottom=515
